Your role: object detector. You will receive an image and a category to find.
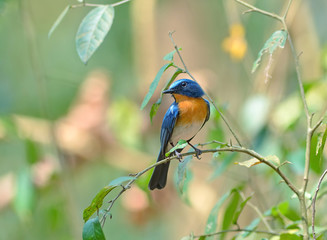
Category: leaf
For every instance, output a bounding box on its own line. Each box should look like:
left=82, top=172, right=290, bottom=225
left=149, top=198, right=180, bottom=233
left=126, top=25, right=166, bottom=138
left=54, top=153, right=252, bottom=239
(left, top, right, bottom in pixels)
left=204, top=190, right=232, bottom=239
left=83, top=185, right=117, bottom=222
left=221, top=190, right=241, bottom=240
left=140, top=63, right=173, bottom=110
left=252, top=30, right=288, bottom=73
left=48, top=5, right=70, bottom=38
left=166, top=139, right=188, bottom=157
left=316, top=125, right=327, bottom=159
left=236, top=158, right=261, bottom=168
left=266, top=155, right=280, bottom=166
left=82, top=217, right=106, bottom=240
left=176, top=155, right=193, bottom=194
left=25, top=138, right=40, bottom=165
left=108, top=176, right=136, bottom=186
left=209, top=152, right=237, bottom=180
left=163, top=47, right=182, bottom=61
left=14, top=168, right=36, bottom=220
left=232, top=196, right=252, bottom=225
left=241, top=218, right=260, bottom=238
left=149, top=68, right=183, bottom=122
left=83, top=176, right=136, bottom=221
left=280, top=233, right=301, bottom=240
left=76, top=5, right=115, bottom=64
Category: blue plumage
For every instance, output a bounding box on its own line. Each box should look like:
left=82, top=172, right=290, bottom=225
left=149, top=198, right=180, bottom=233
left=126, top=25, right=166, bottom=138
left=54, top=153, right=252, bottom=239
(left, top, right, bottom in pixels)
left=148, top=79, right=210, bottom=190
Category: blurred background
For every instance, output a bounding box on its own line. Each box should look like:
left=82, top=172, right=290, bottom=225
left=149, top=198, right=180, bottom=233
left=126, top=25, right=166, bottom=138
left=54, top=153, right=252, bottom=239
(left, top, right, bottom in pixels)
left=1, top=0, right=327, bottom=239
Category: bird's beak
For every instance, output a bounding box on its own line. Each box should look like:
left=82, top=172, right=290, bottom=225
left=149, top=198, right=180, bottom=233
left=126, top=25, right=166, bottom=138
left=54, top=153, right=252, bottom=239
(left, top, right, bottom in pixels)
left=162, top=89, right=174, bottom=94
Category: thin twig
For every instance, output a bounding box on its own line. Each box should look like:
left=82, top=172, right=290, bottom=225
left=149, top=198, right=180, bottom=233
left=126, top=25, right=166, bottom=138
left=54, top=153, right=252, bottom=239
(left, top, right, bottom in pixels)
left=283, top=0, right=293, bottom=19
left=111, top=0, right=131, bottom=7
left=238, top=192, right=274, bottom=232
left=235, top=0, right=283, bottom=23
left=70, top=3, right=103, bottom=8
left=312, top=169, right=327, bottom=240
left=168, top=31, right=243, bottom=147
left=193, top=228, right=278, bottom=239
left=71, top=0, right=131, bottom=9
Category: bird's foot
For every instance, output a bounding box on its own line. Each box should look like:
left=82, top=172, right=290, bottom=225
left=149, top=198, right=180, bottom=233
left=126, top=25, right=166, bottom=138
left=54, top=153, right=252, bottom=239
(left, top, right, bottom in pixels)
left=175, top=150, right=183, bottom=162
left=194, top=148, right=202, bottom=160
left=188, top=141, right=202, bottom=160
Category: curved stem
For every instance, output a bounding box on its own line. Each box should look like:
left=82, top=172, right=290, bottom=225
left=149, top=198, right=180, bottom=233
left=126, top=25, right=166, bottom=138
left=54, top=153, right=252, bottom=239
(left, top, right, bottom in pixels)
left=193, top=228, right=278, bottom=239
left=168, top=31, right=243, bottom=147
left=312, top=168, right=327, bottom=239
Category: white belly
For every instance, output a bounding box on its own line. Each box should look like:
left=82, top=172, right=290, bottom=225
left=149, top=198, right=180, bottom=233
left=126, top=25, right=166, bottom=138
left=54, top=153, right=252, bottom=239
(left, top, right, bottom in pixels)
left=167, top=121, right=204, bottom=150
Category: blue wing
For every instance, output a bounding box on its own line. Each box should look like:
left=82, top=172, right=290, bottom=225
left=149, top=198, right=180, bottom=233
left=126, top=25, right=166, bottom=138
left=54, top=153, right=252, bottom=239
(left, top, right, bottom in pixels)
left=159, top=102, right=179, bottom=155
left=148, top=103, right=179, bottom=190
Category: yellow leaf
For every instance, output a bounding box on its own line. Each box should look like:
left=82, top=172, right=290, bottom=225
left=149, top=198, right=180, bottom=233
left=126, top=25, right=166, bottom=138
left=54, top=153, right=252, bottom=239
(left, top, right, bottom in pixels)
left=236, top=158, right=261, bottom=168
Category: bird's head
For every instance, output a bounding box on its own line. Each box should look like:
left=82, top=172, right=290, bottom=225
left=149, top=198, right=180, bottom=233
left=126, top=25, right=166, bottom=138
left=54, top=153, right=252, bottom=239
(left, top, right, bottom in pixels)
left=162, top=79, right=205, bottom=98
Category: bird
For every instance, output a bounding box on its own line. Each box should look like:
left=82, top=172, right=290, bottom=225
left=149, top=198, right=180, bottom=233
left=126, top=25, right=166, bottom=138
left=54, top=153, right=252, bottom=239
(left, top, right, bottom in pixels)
left=148, top=79, right=210, bottom=190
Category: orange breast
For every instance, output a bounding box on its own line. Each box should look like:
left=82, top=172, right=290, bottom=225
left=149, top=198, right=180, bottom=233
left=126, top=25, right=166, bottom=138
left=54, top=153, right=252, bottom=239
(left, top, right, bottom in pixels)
left=173, top=94, right=208, bottom=126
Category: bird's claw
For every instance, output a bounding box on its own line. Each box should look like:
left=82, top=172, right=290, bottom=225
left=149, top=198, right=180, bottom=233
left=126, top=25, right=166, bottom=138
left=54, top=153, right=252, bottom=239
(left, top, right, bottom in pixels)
left=194, top=148, right=202, bottom=160
left=175, top=150, right=183, bottom=162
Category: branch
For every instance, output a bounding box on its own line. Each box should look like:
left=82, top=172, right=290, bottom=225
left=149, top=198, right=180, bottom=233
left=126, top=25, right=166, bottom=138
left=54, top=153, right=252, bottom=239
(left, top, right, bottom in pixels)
left=111, top=0, right=131, bottom=7
left=71, top=0, right=130, bottom=9
left=235, top=0, right=283, bottom=23
left=312, top=168, right=327, bottom=240
left=238, top=191, right=274, bottom=233
left=193, top=228, right=278, bottom=239
left=100, top=142, right=300, bottom=227
left=168, top=31, right=243, bottom=147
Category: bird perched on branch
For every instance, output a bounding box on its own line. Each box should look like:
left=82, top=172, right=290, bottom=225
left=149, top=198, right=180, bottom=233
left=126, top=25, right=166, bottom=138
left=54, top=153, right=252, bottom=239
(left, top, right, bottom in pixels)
left=148, top=79, right=210, bottom=190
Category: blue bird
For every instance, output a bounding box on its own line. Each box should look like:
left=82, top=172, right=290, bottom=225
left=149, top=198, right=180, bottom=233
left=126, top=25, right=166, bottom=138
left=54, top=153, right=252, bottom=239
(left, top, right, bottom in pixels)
left=148, top=79, right=210, bottom=190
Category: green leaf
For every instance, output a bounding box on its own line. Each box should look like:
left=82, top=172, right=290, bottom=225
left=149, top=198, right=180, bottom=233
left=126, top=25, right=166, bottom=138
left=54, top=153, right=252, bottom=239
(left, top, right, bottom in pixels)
left=198, top=236, right=206, bottom=240
left=209, top=152, right=237, bottom=180
left=278, top=201, right=300, bottom=221
left=176, top=155, right=193, bottom=193
left=83, top=176, right=136, bottom=221
left=141, top=63, right=173, bottom=110
left=14, top=168, right=36, bottom=220
left=252, top=30, right=288, bottom=73
left=25, top=138, right=40, bottom=165
left=76, top=5, right=115, bottom=64
left=204, top=190, right=232, bottom=239
left=221, top=190, right=240, bottom=240
left=149, top=68, right=183, bottom=122
left=232, top=196, right=252, bottom=225
left=163, top=47, right=182, bottom=61
left=280, top=233, right=301, bottom=240
left=48, top=5, right=70, bottom=38
left=108, top=176, right=136, bottom=186
left=83, top=185, right=117, bottom=222
left=166, top=139, right=188, bottom=157
left=241, top=218, right=260, bottom=238
left=315, top=124, right=327, bottom=161
left=82, top=217, right=106, bottom=240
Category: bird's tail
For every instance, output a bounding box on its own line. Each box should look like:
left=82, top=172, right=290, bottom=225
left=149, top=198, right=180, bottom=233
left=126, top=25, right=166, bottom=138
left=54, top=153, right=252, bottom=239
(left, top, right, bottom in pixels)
left=148, top=151, right=170, bottom=190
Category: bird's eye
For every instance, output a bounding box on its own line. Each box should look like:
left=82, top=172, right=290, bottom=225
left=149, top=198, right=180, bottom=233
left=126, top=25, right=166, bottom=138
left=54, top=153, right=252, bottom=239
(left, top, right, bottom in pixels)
left=181, top=82, right=187, bottom=87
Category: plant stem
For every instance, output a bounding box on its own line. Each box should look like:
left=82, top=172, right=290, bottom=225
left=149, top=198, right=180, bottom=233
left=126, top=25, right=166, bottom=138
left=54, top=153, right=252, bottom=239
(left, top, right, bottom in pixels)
left=238, top=192, right=274, bottom=233
left=168, top=31, right=243, bottom=147
left=235, top=0, right=283, bottom=23
left=111, top=0, right=131, bottom=7
left=193, top=228, right=278, bottom=239
left=312, top=168, right=327, bottom=240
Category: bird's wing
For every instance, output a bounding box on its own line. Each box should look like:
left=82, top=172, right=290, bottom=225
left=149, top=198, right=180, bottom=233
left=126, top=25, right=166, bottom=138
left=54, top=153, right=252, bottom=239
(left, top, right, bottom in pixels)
left=159, top=102, right=179, bottom=156
left=204, top=99, right=210, bottom=123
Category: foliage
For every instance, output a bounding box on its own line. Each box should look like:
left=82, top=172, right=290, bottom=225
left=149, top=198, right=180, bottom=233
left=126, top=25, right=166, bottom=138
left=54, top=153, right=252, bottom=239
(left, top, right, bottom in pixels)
left=1, top=0, right=327, bottom=240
